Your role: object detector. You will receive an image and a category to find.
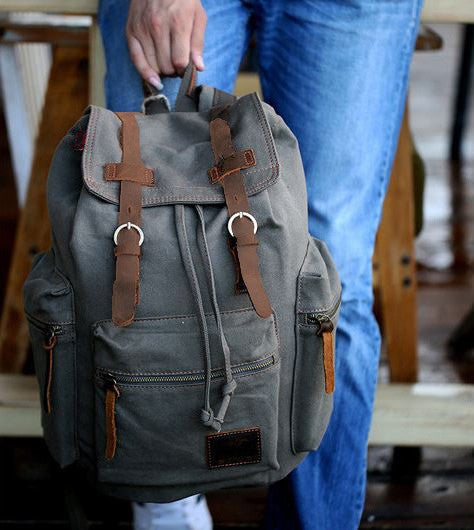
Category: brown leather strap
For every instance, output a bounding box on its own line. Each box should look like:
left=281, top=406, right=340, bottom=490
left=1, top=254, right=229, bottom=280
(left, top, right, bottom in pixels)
left=106, top=112, right=153, bottom=327
left=209, top=117, right=272, bottom=318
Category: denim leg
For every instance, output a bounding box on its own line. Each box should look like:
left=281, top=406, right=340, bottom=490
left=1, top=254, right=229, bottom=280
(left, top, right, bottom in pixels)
left=255, top=1, right=423, bottom=528
left=98, top=0, right=252, bottom=111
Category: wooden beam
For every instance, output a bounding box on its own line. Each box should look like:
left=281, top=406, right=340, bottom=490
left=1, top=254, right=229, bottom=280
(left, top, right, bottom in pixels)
left=374, top=107, right=418, bottom=383
left=0, top=46, right=88, bottom=372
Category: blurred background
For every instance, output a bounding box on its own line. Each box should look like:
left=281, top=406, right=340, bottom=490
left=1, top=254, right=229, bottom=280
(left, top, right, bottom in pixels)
left=0, top=3, right=473, bottom=529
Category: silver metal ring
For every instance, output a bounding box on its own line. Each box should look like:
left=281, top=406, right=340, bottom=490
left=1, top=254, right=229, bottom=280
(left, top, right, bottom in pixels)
left=113, top=222, right=144, bottom=246
left=227, top=212, right=258, bottom=238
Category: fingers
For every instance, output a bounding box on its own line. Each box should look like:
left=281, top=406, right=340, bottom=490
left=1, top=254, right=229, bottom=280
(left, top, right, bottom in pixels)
left=191, top=4, right=206, bottom=70
left=169, top=4, right=193, bottom=75
left=127, top=0, right=207, bottom=84
left=127, top=34, right=163, bottom=89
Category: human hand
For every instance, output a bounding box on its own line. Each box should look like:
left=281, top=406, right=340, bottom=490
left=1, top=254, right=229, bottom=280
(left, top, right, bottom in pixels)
left=126, top=0, right=207, bottom=89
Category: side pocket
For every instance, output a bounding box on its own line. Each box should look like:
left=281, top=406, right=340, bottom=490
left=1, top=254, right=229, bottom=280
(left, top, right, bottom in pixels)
left=23, top=250, right=77, bottom=467
left=291, top=236, right=341, bottom=454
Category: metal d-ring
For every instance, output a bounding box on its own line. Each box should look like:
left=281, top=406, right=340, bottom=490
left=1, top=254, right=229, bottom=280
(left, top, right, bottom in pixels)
left=227, top=211, right=258, bottom=238
left=113, top=222, right=144, bottom=246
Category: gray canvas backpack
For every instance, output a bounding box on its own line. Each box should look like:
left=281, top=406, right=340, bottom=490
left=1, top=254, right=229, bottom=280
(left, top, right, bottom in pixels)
left=23, top=65, right=341, bottom=502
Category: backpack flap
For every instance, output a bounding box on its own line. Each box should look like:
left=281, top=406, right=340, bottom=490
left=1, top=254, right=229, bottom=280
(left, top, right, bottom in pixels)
left=81, top=93, right=279, bottom=207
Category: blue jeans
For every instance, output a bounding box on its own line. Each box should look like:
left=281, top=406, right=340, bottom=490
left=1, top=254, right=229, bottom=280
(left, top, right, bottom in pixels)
left=98, top=1, right=422, bottom=528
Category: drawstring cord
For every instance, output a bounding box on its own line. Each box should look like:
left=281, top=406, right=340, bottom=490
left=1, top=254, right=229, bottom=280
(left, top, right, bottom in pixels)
left=174, top=205, right=235, bottom=432
left=195, top=205, right=237, bottom=428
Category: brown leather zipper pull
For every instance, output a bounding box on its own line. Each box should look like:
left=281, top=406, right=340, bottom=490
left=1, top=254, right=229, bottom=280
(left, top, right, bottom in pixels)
left=317, top=318, right=335, bottom=394
left=321, top=330, right=335, bottom=394
left=104, top=374, right=121, bottom=460
left=42, top=334, right=58, bottom=414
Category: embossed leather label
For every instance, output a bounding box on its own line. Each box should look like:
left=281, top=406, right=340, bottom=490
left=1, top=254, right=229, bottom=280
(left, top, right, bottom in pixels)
left=207, top=427, right=261, bottom=469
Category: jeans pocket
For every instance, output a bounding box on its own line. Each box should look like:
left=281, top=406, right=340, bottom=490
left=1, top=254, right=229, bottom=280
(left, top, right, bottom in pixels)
left=92, top=309, right=281, bottom=486
left=291, top=237, right=341, bottom=454
left=23, top=251, right=77, bottom=467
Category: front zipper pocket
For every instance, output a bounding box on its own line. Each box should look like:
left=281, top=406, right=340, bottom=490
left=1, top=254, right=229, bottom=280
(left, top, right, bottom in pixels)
left=93, top=309, right=281, bottom=486
left=291, top=236, right=341, bottom=454
left=23, top=250, right=77, bottom=467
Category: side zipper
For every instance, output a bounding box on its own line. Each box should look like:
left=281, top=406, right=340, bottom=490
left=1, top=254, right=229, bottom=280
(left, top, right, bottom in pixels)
left=305, top=296, right=341, bottom=394
left=37, top=323, right=62, bottom=414
left=98, top=354, right=278, bottom=460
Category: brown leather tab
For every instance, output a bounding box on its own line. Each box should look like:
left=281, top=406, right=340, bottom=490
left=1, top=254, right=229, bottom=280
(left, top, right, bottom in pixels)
left=110, top=113, right=153, bottom=327
left=105, top=387, right=119, bottom=460
left=208, top=149, right=256, bottom=183
left=322, top=330, right=335, bottom=393
left=209, top=118, right=272, bottom=318
left=104, top=162, right=154, bottom=185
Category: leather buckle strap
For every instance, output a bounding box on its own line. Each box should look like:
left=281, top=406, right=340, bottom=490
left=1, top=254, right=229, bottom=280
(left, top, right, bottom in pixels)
left=108, top=112, right=154, bottom=327
left=209, top=117, right=272, bottom=318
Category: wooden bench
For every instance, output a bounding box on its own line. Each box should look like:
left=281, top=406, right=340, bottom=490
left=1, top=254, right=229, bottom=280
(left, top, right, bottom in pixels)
left=2, top=374, right=473, bottom=447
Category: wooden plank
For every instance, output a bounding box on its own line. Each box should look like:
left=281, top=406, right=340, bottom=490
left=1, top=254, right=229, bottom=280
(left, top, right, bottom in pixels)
left=0, top=46, right=88, bottom=372
left=0, top=375, right=40, bottom=437
left=0, top=374, right=39, bottom=406
left=0, top=1, right=473, bottom=22
left=422, top=0, right=474, bottom=23
left=374, top=107, right=418, bottom=383
left=369, top=383, right=474, bottom=447
left=1, top=375, right=473, bottom=447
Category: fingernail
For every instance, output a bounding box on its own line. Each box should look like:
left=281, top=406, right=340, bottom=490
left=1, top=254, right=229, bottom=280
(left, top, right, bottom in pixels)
left=148, top=75, right=163, bottom=90
left=195, top=55, right=205, bottom=70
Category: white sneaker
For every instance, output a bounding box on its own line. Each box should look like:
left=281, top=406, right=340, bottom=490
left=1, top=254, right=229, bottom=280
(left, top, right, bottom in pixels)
left=133, top=495, right=213, bottom=530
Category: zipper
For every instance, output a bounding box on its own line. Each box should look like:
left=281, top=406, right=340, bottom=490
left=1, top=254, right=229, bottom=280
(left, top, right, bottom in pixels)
left=41, top=324, right=62, bottom=414
left=97, top=354, right=277, bottom=387
left=25, top=314, right=65, bottom=413
left=97, top=354, right=277, bottom=460
left=304, top=296, right=341, bottom=394
left=304, top=295, right=341, bottom=330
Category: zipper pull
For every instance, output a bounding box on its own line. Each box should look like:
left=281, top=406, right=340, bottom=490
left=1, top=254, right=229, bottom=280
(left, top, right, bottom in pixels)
left=102, top=373, right=120, bottom=460
left=309, top=314, right=335, bottom=394
left=42, top=327, right=59, bottom=414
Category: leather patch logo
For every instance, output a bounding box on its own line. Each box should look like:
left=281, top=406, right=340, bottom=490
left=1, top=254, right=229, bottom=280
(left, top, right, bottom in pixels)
left=207, top=427, right=261, bottom=469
